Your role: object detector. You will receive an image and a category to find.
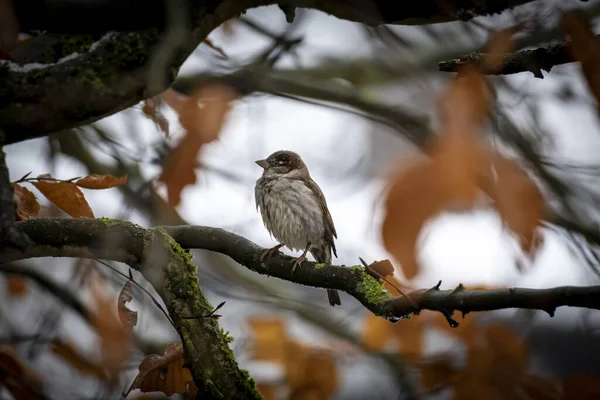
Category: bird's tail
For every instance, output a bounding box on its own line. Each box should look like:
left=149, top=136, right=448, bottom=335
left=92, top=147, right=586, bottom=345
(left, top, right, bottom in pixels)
left=327, top=289, right=341, bottom=306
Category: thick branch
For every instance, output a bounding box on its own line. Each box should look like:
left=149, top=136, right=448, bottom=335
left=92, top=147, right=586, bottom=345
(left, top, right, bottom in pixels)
left=4, top=218, right=600, bottom=326
left=0, top=218, right=261, bottom=400
left=1, top=0, right=534, bottom=143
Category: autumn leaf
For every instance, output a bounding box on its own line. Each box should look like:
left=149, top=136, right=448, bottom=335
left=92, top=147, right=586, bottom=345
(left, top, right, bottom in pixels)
left=32, top=180, right=94, bottom=218
left=142, top=97, right=170, bottom=136
left=118, top=280, right=138, bottom=331
left=248, top=317, right=287, bottom=364
left=563, top=373, right=600, bottom=399
left=51, top=340, right=107, bottom=381
left=362, top=312, right=425, bottom=364
left=76, top=174, right=128, bottom=190
left=0, top=344, right=44, bottom=400
left=561, top=11, right=600, bottom=111
left=482, top=27, right=517, bottom=73
left=159, top=84, right=239, bottom=208
left=484, top=153, right=545, bottom=256
left=382, top=160, right=447, bottom=280
left=5, top=276, right=27, bottom=297
left=256, top=383, right=276, bottom=400
left=12, top=183, right=40, bottom=221
left=421, top=359, right=462, bottom=393
left=0, top=0, right=19, bottom=51
left=365, top=259, right=394, bottom=279
left=125, top=343, right=196, bottom=397
left=203, top=38, right=228, bottom=58
left=89, top=280, right=130, bottom=376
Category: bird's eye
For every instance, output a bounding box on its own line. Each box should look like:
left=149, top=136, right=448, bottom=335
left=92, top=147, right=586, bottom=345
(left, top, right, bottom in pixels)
left=273, top=160, right=283, bottom=166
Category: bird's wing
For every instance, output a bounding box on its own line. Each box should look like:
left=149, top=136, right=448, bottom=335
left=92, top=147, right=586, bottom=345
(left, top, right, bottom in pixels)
left=306, top=177, right=338, bottom=258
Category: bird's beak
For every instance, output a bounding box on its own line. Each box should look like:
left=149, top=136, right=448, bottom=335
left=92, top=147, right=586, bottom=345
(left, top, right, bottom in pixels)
left=255, top=159, right=269, bottom=169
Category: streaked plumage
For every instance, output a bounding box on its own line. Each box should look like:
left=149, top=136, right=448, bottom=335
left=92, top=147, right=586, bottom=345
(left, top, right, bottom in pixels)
left=254, top=150, right=341, bottom=306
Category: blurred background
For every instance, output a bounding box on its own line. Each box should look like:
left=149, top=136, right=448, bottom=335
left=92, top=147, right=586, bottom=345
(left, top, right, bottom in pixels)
left=4, top=0, right=600, bottom=399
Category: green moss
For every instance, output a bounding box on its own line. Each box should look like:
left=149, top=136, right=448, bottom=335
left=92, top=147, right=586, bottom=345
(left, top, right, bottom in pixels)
left=314, top=263, right=326, bottom=269
left=21, top=68, right=52, bottom=87
left=43, top=34, right=100, bottom=63
left=239, top=369, right=261, bottom=399
left=222, top=329, right=234, bottom=344
left=357, top=273, right=394, bottom=305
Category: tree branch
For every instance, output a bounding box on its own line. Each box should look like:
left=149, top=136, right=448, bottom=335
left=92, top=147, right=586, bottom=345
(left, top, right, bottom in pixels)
left=438, top=42, right=574, bottom=78
left=0, top=0, right=534, bottom=144
left=0, top=218, right=262, bottom=400
left=4, top=218, right=600, bottom=327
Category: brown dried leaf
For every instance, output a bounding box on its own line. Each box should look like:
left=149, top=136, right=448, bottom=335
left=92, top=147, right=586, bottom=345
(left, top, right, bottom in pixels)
left=118, top=280, right=138, bottom=331
left=563, top=373, right=600, bottom=399
left=366, top=259, right=394, bottom=279
left=76, top=174, right=128, bottom=190
left=382, top=161, right=446, bottom=280
left=159, top=85, right=239, bottom=207
left=486, top=153, right=545, bottom=256
left=484, top=323, right=528, bottom=371
left=0, top=0, right=19, bottom=51
left=561, top=11, right=600, bottom=109
left=125, top=343, right=196, bottom=396
left=32, top=181, right=94, bottom=218
left=12, top=183, right=40, bottom=221
left=90, top=280, right=130, bottom=375
left=256, top=383, right=276, bottom=400
left=142, top=97, right=170, bottom=136
left=248, top=317, right=287, bottom=363
left=483, top=27, right=517, bottom=72
left=5, top=277, right=27, bottom=297
left=203, top=38, right=228, bottom=58
left=421, top=359, right=462, bottom=391
left=0, top=344, right=44, bottom=400
left=51, top=340, right=107, bottom=380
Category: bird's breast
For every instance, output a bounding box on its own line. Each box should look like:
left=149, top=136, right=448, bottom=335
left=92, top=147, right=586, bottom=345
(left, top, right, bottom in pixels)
left=255, top=177, right=324, bottom=251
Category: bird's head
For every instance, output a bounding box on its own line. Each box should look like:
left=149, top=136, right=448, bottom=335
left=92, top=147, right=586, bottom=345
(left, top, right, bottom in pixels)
left=255, top=150, right=307, bottom=177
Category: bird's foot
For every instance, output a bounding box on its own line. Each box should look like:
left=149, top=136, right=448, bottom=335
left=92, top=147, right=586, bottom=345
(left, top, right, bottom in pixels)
left=290, top=255, right=307, bottom=279
left=260, top=244, right=284, bottom=262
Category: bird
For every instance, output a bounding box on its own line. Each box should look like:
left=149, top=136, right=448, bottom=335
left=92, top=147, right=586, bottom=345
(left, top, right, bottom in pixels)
left=254, top=150, right=341, bottom=306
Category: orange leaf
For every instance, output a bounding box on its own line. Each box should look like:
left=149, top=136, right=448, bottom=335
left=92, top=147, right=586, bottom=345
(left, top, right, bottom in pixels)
left=248, top=317, right=287, bottom=363
left=89, top=280, right=130, bottom=375
left=125, top=343, right=196, bottom=397
left=382, top=160, right=446, bottom=280
left=486, top=153, right=545, bottom=255
left=118, top=280, right=138, bottom=331
left=12, top=183, right=40, bottom=221
left=0, top=0, right=19, bottom=51
left=483, top=323, right=528, bottom=371
left=159, top=84, right=239, bottom=208
left=366, top=259, right=395, bottom=280
left=483, top=27, right=517, bottom=72
left=563, top=372, right=600, bottom=399
left=5, top=276, right=27, bottom=297
left=51, top=340, right=108, bottom=380
left=561, top=11, right=600, bottom=109
left=256, top=383, right=276, bottom=400
left=32, top=181, right=94, bottom=218
left=0, top=344, right=44, bottom=400
left=142, top=97, right=170, bottom=136
left=75, top=174, right=128, bottom=190
left=421, top=359, right=462, bottom=391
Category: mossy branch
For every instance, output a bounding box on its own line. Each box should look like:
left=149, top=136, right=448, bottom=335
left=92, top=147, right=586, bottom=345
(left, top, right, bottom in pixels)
left=4, top=218, right=600, bottom=330
left=0, top=218, right=261, bottom=400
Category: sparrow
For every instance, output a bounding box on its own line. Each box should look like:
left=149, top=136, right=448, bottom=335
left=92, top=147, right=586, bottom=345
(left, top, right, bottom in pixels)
left=254, top=150, right=341, bottom=306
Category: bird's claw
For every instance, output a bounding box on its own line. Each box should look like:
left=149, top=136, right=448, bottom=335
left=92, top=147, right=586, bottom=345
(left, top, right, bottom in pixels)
left=260, top=244, right=283, bottom=262
left=290, top=255, right=307, bottom=278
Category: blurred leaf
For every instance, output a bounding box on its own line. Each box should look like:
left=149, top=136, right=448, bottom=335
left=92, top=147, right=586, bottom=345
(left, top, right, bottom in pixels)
left=5, top=276, right=27, bottom=297
left=362, top=312, right=424, bottom=364
left=159, top=84, right=239, bottom=208
left=256, top=383, right=276, bottom=400
left=0, top=344, right=44, bottom=399
left=367, top=259, right=394, bottom=279
left=76, top=174, right=128, bottom=190
left=483, top=27, right=517, bottom=73
left=32, top=180, right=94, bottom=218
left=420, top=359, right=461, bottom=392
left=142, top=97, right=170, bottom=136
left=125, top=343, right=196, bottom=397
left=563, top=373, right=600, bottom=399
left=561, top=11, right=600, bottom=112
left=484, top=153, right=545, bottom=256
left=248, top=317, right=287, bottom=363
left=51, top=340, right=107, bottom=381
left=203, top=38, right=228, bottom=58
left=118, top=280, right=138, bottom=331
left=0, top=0, right=19, bottom=51
left=12, top=183, right=40, bottom=221
left=90, top=279, right=130, bottom=376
